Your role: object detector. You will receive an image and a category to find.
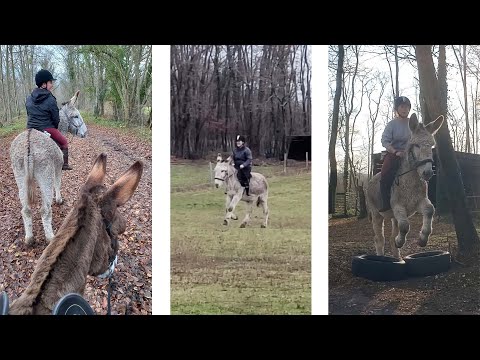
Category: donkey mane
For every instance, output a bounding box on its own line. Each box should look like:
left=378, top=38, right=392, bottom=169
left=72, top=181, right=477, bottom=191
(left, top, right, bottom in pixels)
left=9, top=186, right=104, bottom=315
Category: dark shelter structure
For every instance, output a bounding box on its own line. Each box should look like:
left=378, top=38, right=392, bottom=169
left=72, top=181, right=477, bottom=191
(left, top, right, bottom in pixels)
left=279, top=136, right=311, bottom=161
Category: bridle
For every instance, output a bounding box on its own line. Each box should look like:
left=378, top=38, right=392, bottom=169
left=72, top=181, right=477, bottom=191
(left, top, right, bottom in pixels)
left=62, top=107, right=82, bottom=137
left=395, top=144, right=434, bottom=185
left=215, top=164, right=234, bottom=183
left=97, top=217, right=119, bottom=315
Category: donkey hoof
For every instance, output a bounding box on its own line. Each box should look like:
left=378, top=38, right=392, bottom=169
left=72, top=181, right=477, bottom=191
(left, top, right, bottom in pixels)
left=25, top=236, right=34, bottom=246
left=261, top=224, right=267, bottom=228
left=232, top=214, right=238, bottom=220
left=56, top=198, right=64, bottom=205
left=223, top=220, right=229, bottom=226
left=240, top=223, right=246, bottom=228
left=394, top=237, right=405, bottom=248
left=418, top=233, right=429, bottom=247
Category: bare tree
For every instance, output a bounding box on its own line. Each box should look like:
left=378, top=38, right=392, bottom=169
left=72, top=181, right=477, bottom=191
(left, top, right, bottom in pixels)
left=416, top=45, right=479, bottom=256
left=328, top=46, right=344, bottom=214
left=366, top=73, right=387, bottom=178
left=453, top=45, right=471, bottom=152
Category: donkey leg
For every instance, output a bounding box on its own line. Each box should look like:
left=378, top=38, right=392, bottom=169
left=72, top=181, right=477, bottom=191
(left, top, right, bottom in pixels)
left=393, top=207, right=409, bottom=248
left=390, top=218, right=401, bottom=259
left=18, top=185, right=34, bottom=245
left=418, top=198, right=435, bottom=247
left=224, top=193, right=242, bottom=226
left=372, top=212, right=385, bottom=256
left=37, top=169, right=55, bottom=242
left=54, top=162, right=63, bottom=205
left=223, top=195, right=232, bottom=225
left=240, top=200, right=254, bottom=228
left=261, top=198, right=269, bottom=228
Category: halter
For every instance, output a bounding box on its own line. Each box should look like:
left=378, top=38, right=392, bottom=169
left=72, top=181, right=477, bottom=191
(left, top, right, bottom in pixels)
left=97, top=218, right=119, bottom=315
left=394, top=144, right=434, bottom=185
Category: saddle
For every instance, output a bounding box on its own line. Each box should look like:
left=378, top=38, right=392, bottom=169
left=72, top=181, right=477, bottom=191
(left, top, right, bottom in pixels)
left=0, top=291, right=95, bottom=315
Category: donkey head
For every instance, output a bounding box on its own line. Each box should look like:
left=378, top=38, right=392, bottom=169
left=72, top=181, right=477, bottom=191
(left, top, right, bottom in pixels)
left=59, top=90, right=87, bottom=138
left=406, top=113, right=444, bottom=181
left=80, top=153, right=143, bottom=277
left=214, top=153, right=233, bottom=188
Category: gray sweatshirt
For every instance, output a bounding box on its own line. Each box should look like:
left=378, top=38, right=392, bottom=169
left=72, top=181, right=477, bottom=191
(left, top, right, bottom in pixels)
left=381, top=117, right=411, bottom=152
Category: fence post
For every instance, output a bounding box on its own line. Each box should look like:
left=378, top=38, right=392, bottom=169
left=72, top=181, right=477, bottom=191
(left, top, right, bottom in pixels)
left=283, top=153, right=287, bottom=173
left=209, top=162, right=214, bottom=187
left=306, top=152, right=309, bottom=169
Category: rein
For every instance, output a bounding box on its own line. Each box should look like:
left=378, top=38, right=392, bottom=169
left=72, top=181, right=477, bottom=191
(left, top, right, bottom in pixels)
left=98, top=218, right=119, bottom=315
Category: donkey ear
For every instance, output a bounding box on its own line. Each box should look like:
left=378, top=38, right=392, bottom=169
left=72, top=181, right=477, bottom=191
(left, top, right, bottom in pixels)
left=103, top=160, right=144, bottom=207
left=216, top=153, right=223, bottom=162
left=69, top=90, right=80, bottom=105
left=84, top=153, right=107, bottom=191
left=409, top=113, right=419, bottom=132
left=226, top=156, right=232, bottom=164
left=425, top=115, right=444, bottom=136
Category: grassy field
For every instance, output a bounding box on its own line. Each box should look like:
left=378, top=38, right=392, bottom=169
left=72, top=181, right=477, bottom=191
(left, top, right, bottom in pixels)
left=171, top=161, right=311, bottom=314
left=0, top=117, right=25, bottom=138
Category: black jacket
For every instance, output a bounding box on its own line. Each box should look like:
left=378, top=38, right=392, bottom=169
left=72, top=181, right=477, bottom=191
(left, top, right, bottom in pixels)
left=232, top=146, right=252, bottom=169
left=26, top=88, right=60, bottom=131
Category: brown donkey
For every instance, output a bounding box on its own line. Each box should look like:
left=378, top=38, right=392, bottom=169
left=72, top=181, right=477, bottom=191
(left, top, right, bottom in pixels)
left=8, top=153, right=143, bottom=315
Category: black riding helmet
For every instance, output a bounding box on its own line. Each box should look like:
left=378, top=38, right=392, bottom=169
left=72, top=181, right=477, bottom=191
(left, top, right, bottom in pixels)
left=35, top=69, right=56, bottom=87
left=394, top=96, right=411, bottom=110
left=236, top=135, right=246, bottom=143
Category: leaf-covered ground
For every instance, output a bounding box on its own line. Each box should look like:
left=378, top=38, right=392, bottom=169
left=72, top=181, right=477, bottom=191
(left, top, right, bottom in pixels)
left=329, top=215, right=480, bottom=315
left=0, top=124, right=152, bottom=315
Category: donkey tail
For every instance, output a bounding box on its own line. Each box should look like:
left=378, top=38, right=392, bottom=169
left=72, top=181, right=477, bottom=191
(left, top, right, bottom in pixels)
left=25, top=129, right=35, bottom=207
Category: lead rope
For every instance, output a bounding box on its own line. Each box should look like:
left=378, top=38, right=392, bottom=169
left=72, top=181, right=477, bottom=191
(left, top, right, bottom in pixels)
left=107, top=276, right=113, bottom=315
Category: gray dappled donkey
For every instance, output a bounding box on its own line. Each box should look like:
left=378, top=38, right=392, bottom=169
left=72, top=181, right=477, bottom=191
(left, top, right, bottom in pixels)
left=214, top=153, right=269, bottom=228
left=9, top=91, right=87, bottom=245
left=366, top=113, right=444, bottom=259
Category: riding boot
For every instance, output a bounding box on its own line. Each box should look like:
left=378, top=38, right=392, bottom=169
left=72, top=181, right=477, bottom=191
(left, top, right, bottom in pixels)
left=379, top=178, right=391, bottom=212
left=245, top=185, right=250, bottom=196
left=62, top=149, right=73, bottom=170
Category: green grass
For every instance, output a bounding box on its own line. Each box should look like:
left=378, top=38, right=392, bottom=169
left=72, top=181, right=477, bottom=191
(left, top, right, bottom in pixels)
left=171, top=163, right=311, bottom=314
left=82, top=113, right=152, bottom=142
left=0, top=118, right=25, bottom=138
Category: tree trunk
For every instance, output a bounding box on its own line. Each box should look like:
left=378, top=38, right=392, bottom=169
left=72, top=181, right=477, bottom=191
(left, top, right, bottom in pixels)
left=416, top=45, right=479, bottom=256
left=328, top=45, right=344, bottom=214
left=435, top=45, right=449, bottom=215
left=394, top=45, right=399, bottom=97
